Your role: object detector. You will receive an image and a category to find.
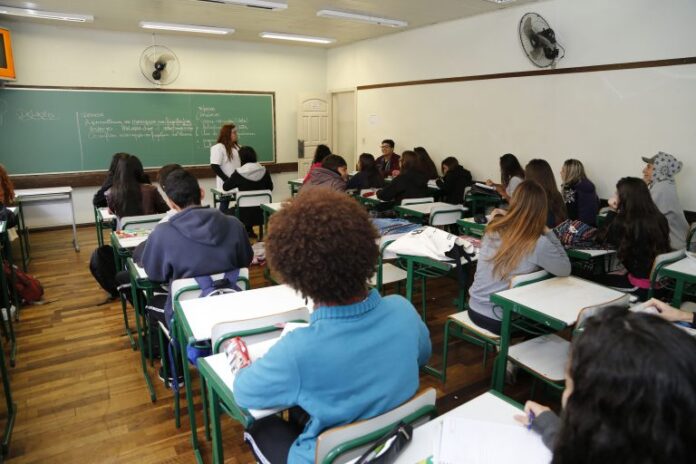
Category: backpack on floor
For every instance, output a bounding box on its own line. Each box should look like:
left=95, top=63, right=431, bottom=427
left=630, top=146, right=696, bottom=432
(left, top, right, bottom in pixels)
left=3, top=260, right=43, bottom=304
left=89, top=245, right=118, bottom=297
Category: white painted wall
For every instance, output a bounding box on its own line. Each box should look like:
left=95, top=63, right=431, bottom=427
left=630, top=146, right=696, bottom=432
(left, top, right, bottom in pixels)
left=327, top=0, right=696, bottom=209
left=1, top=22, right=325, bottom=227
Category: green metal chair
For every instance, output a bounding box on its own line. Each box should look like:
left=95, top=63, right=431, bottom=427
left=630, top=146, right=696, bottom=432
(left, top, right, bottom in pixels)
left=315, top=388, right=438, bottom=464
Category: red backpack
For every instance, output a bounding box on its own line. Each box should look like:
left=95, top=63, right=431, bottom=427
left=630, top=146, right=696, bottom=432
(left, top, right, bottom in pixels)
left=3, top=261, right=43, bottom=304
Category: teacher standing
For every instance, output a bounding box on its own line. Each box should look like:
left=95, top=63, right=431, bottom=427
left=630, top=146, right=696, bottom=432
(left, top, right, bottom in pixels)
left=210, top=123, right=241, bottom=212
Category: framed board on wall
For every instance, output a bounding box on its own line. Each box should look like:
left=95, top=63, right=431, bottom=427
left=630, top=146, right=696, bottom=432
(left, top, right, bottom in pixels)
left=0, top=86, right=276, bottom=175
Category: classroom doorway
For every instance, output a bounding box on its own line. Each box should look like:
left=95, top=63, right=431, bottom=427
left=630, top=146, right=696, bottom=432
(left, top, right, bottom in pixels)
left=332, top=91, right=356, bottom=171
left=297, top=94, right=331, bottom=178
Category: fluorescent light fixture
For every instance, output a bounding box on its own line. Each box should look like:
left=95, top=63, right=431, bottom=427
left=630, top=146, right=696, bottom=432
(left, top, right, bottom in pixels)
left=140, top=21, right=234, bottom=35
left=259, top=32, right=335, bottom=45
left=212, top=0, right=287, bottom=10
left=482, top=0, right=517, bottom=4
left=316, top=9, right=407, bottom=28
left=0, top=5, right=93, bottom=22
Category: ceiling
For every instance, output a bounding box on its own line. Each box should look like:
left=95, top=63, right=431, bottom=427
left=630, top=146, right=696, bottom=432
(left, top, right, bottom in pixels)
left=0, top=0, right=537, bottom=47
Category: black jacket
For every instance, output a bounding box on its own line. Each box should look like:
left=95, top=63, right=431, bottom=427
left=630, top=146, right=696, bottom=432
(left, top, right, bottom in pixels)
left=436, top=165, right=472, bottom=205
left=377, top=170, right=429, bottom=204
left=347, top=170, right=385, bottom=191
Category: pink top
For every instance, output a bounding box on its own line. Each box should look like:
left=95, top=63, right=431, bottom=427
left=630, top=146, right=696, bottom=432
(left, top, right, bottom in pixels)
left=303, top=162, right=322, bottom=183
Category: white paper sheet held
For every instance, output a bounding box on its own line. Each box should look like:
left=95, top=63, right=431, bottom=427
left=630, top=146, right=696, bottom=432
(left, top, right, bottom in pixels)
left=434, top=417, right=552, bottom=464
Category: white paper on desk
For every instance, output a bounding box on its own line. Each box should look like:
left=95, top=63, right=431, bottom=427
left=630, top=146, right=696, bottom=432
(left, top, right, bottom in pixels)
left=241, top=322, right=310, bottom=362
left=434, top=417, right=552, bottom=464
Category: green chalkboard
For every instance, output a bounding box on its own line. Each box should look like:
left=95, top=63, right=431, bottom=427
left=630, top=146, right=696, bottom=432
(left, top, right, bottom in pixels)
left=0, top=86, right=275, bottom=174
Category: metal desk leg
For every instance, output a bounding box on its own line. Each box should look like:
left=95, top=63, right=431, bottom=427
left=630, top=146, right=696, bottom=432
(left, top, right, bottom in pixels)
left=69, top=193, right=80, bottom=252
left=130, top=281, right=156, bottom=402
left=0, top=236, right=16, bottom=365
left=177, top=322, right=203, bottom=463
left=0, top=339, right=16, bottom=455
left=94, top=208, right=104, bottom=247
left=405, top=258, right=415, bottom=304
left=209, top=384, right=224, bottom=464
left=16, top=203, right=29, bottom=272
left=491, top=305, right=512, bottom=393
left=671, top=279, right=685, bottom=308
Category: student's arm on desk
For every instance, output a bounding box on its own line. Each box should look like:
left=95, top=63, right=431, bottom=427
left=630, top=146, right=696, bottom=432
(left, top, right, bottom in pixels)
left=139, top=229, right=173, bottom=283
left=234, top=336, right=300, bottom=410
left=222, top=172, right=240, bottom=191
left=376, top=175, right=403, bottom=201
left=533, top=231, right=571, bottom=277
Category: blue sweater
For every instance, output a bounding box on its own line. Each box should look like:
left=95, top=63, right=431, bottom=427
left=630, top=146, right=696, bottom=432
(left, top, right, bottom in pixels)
left=233, top=289, right=432, bottom=464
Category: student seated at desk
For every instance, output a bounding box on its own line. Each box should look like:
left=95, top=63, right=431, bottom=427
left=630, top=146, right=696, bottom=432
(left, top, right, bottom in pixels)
left=222, top=146, right=274, bottom=238
left=517, top=307, right=696, bottom=463
left=302, top=154, right=348, bottom=193
left=595, top=177, right=670, bottom=299
left=156, top=163, right=181, bottom=224
left=93, top=152, right=146, bottom=208
left=468, top=181, right=571, bottom=334
left=642, top=152, right=689, bottom=249
left=376, top=139, right=400, bottom=178
left=486, top=153, right=525, bottom=202
left=106, top=155, right=168, bottom=226
left=436, top=156, right=473, bottom=205
left=560, top=159, right=599, bottom=227
left=138, top=169, right=253, bottom=359
left=233, top=189, right=431, bottom=464
left=347, top=153, right=385, bottom=191
left=414, top=146, right=439, bottom=180
left=525, top=159, right=567, bottom=228
left=0, top=163, right=15, bottom=207
left=302, top=144, right=331, bottom=183
left=376, top=150, right=429, bottom=204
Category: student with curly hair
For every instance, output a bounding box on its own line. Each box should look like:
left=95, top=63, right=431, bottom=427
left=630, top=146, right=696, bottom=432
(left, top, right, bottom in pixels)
left=517, top=306, right=696, bottom=463
left=234, top=189, right=431, bottom=464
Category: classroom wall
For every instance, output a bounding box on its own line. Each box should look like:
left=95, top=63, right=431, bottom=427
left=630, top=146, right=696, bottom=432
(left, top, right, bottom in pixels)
left=327, top=0, right=696, bottom=210
left=1, top=22, right=325, bottom=227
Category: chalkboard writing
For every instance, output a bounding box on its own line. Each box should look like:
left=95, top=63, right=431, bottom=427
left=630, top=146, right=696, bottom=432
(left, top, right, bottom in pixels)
left=0, top=87, right=275, bottom=174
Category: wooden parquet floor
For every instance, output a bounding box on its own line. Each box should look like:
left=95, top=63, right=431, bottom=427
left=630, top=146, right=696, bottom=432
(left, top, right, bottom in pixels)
left=0, top=227, right=548, bottom=463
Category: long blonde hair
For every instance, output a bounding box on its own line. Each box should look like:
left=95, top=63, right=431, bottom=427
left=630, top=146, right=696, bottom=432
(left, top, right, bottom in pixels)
left=486, top=180, right=548, bottom=278
left=561, top=159, right=587, bottom=186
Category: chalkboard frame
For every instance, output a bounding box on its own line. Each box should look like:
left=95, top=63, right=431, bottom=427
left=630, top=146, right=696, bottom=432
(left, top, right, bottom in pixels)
left=2, top=84, right=277, bottom=173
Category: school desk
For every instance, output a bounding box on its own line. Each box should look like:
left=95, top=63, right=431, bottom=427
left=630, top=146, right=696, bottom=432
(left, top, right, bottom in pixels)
left=489, top=276, right=626, bottom=392
left=392, top=391, right=527, bottom=464
left=93, top=207, right=116, bottom=247
left=174, top=284, right=312, bottom=462
left=109, top=229, right=151, bottom=272
left=126, top=258, right=159, bottom=403
left=464, top=192, right=502, bottom=216
left=199, top=350, right=284, bottom=464
left=394, top=202, right=466, bottom=224
left=661, top=257, right=696, bottom=307
left=0, top=221, right=18, bottom=365
left=260, top=201, right=283, bottom=226
left=210, top=188, right=237, bottom=209
left=288, top=178, right=303, bottom=197
left=457, top=217, right=487, bottom=237
left=15, top=187, right=79, bottom=251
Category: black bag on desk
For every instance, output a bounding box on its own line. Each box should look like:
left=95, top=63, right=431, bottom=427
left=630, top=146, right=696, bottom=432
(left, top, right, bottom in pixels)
left=89, top=245, right=118, bottom=298
left=0, top=204, right=18, bottom=229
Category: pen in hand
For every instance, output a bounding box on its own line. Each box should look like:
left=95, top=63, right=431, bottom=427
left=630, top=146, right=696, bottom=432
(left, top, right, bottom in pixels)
left=527, top=410, right=535, bottom=430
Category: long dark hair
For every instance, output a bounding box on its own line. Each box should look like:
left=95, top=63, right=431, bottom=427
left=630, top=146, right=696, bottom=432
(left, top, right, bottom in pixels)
left=110, top=156, right=146, bottom=217
left=525, top=159, right=567, bottom=225
left=239, top=146, right=258, bottom=165
left=108, top=152, right=130, bottom=176
left=312, top=144, right=332, bottom=164
left=601, top=177, right=670, bottom=264
left=500, top=153, right=525, bottom=187
left=358, top=153, right=383, bottom=188
left=553, top=306, right=696, bottom=463
left=413, top=147, right=438, bottom=180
